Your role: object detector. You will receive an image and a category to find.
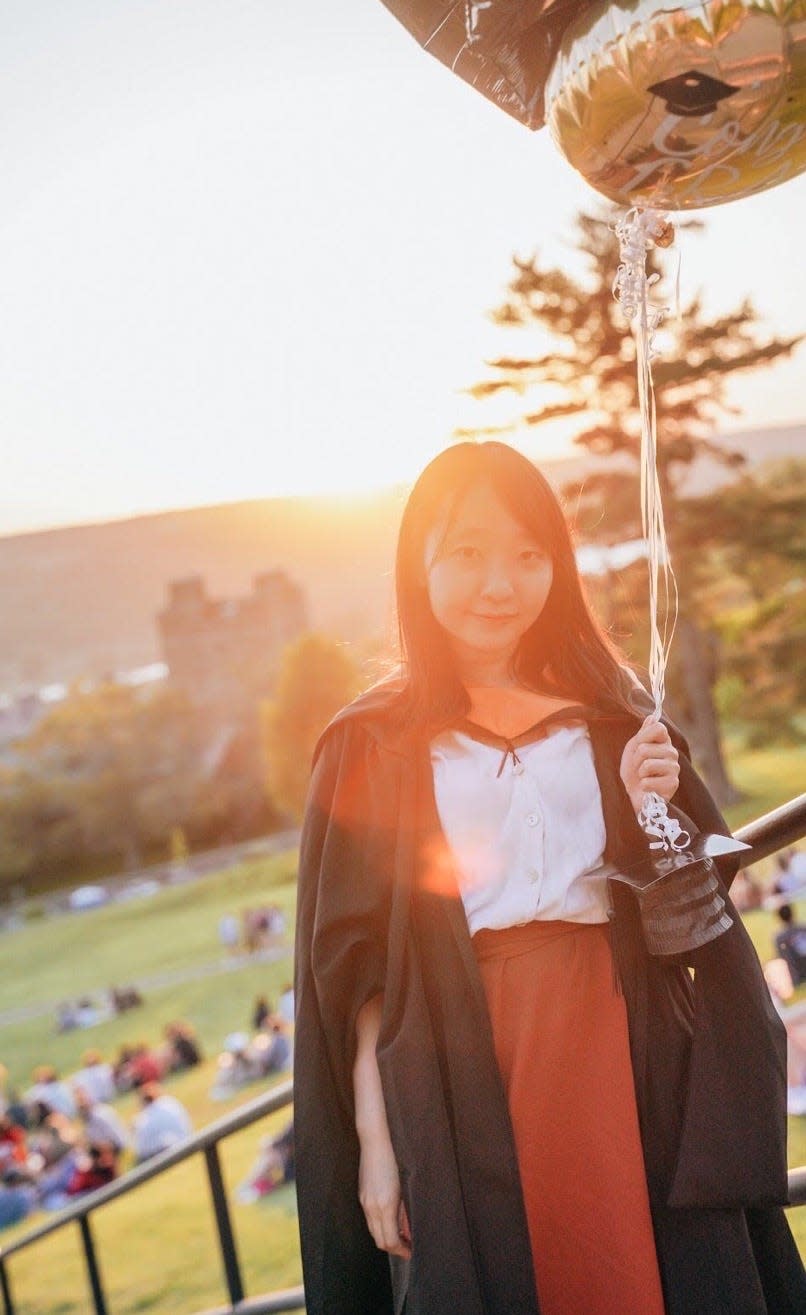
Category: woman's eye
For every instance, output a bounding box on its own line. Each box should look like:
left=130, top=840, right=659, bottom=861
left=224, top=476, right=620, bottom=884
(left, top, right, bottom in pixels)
left=452, top=545, right=479, bottom=561
left=520, top=548, right=547, bottom=564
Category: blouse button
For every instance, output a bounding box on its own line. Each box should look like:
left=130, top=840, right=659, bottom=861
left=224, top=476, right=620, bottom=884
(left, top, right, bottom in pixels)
left=526, top=812, right=539, bottom=827
left=528, top=868, right=540, bottom=884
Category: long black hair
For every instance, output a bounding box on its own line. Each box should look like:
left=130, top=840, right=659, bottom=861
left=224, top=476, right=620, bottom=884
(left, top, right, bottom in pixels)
left=393, top=441, right=635, bottom=728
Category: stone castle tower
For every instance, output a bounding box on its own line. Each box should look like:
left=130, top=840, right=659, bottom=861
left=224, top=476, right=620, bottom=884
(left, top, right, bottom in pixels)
left=157, top=571, right=308, bottom=716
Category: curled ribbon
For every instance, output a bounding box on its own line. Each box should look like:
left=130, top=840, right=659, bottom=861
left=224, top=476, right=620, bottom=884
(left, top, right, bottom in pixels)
left=638, top=790, right=691, bottom=853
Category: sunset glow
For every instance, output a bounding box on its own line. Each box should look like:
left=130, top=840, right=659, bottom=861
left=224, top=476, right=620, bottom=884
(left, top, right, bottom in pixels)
left=0, top=1, right=803, bottom=535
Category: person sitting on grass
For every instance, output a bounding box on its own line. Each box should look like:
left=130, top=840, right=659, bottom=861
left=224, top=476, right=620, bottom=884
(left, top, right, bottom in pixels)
left=132, top=1083, right=192, bottom=1162
left=70, top=1049, right=116, bottom=1104
left=115, top=1042, right=164, bottom=1092
left=763, top=958, right=806, bottom=1115
left=260, top=1017, right=292, bottom=1075
left=163, top=1021, right=203, bottom=1072
left=65, top=1143, right=118, bottom=1196
left=0, top=1112, right=27, bottom=1175
left=0, top=1169, right=37, bottom=1230
left=252, top=994, right=271, bottom=1032
left=775, top=903, right=806, bottom=989
left=210, top=1033, right=262, bottom=1099
left=236, top=1120, right=295, bottom=1203
left=277, top=984, right=294, bottom=1025
left=73, top=1086, right=129, bottom=1160
left=0, top=1064, right=25, bottom=1125
left=27, top=1111, right=81, bottom=1210
left=25, top=1066, right=75, bottom=1120
left=27, top=1107, right=76, bottom=1171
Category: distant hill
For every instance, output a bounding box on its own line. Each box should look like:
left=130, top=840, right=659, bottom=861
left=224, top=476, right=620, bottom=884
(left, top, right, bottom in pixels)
left=1, top=424, right=802, bottom=696
left=0, top=491, right=405, bottom=696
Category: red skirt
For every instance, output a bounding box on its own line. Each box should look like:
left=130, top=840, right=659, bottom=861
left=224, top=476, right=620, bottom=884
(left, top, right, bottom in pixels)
left=473, top=919, right=666, bottom=1315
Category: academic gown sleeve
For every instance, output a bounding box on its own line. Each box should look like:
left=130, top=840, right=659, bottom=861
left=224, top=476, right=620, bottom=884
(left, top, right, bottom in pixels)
left=293, top=715, right=397, bottom=1315
left=608, top=701, right=789, bottom=1208
left=664, top=748, right=790, bottom=1208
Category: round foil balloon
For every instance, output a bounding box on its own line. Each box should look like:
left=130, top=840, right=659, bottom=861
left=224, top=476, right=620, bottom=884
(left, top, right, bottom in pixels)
left=545, top=0, right=806, bottom=208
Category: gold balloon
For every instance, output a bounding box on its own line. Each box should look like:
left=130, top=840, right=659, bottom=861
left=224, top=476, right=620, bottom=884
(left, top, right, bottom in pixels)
left=545, top=0, right=806, bottom=209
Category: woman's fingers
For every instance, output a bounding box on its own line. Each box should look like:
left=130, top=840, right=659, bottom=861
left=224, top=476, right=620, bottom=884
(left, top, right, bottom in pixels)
left=638, top=716, right=672, bottom=742
left=620, top=718, right=680, bottom=810
left=371, top=1204, right=411, bottom=1258
left=363, top=1197, right=401, bottom=1251
left=357, top=1133, right=411, bottom=1256
left=398, top=1198, right=412, bottom=1247
left=638, top=754, right=680, bottom=781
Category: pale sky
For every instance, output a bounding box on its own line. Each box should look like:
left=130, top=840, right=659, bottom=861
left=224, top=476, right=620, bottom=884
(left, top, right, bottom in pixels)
left=1, top=0, right=804, bottom=536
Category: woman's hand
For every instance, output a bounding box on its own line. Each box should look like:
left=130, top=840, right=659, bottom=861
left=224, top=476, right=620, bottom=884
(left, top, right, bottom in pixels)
left=358, top=1132, right=412, bottom=1260
left=353, top=994, right=412, bottom=1259
left=620, top=715, right=680, bottom=816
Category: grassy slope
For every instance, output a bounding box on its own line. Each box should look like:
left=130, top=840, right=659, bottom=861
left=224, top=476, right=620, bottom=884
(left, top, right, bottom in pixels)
left=2, top=855, right=304, bottom=1313
left=1, top=743, right=805, bottom=1311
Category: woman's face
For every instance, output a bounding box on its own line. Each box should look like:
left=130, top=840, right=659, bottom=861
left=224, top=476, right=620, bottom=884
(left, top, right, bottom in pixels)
left=425, top=482, right=553, bottom=676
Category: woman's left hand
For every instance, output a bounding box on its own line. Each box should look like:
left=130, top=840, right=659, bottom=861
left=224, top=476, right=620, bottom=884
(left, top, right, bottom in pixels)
left=620, top=716, right=680, bottom=816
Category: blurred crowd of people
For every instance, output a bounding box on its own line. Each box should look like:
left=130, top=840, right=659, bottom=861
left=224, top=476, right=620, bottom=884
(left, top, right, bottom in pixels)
left=55, top=984, right=144, bottom=1034
left=1, top=989, right=296, bottom=1232
left=209, top=992, right=293, bottom=1100
left=0, top=1020, right=202, bottom=1230
left=0, top=1075, right=195, bottom=1228
left=759, top=848, right=806, bottom=1115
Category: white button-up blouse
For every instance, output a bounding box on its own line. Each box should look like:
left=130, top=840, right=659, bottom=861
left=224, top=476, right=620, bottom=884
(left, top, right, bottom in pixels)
left=430, top=719, right=611, bottom=934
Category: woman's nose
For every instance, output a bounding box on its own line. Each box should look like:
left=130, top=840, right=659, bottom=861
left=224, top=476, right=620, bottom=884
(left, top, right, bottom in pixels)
left=479, top=562, right=516, bottom=599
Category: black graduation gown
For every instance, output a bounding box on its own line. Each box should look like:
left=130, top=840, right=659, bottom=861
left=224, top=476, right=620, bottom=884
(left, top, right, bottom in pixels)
left=294, top=684, right=806, bottom=1315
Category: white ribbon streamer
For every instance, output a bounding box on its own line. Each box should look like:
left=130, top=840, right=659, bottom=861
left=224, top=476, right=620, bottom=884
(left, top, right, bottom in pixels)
left=613, top=209, right=683, bottom=855
left=638, top=790, right=691, bottom=853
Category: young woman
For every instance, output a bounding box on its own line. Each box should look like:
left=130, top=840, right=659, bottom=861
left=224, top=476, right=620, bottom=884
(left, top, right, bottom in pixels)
left=294, top=442, right=804, bottom=1315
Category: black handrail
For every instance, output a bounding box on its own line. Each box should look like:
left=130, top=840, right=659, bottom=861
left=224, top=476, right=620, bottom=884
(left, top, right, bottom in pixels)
left=3, top=794, right=806, bottom=1314
left=790, top=1168, right=806, bottom=1209
left=735, top=793, right=806, bottom=867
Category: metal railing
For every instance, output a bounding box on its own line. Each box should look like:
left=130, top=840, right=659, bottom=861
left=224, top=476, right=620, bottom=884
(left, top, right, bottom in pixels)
left=2, top=792, right=806, bottom=1313
left=734, top=793, right=806, bottom=869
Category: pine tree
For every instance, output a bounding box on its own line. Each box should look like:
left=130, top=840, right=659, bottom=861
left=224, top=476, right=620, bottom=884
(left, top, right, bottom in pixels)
left=462, top=212, right=802, bottom=803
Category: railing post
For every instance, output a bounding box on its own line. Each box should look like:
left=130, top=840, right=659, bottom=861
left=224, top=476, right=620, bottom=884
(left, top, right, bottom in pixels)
left=204, top=1142, right=245, bottom=1305
left=0, top=1258, right=15, bottom=1315
left=78, top=1215, right=108, bottom=1315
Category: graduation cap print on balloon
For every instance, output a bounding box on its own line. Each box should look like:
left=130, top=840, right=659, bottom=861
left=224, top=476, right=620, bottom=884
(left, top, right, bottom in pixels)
left=380, top=0, right=806, bottom=209
left=646, top=71, right=740, bottom=118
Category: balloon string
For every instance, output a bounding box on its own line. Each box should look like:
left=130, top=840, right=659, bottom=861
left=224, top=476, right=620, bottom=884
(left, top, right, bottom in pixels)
left=613, top=207, right=679, bottom=722
left=636, top=272, right=679, bottom=721
left=613, top=209, right=683, bottom=855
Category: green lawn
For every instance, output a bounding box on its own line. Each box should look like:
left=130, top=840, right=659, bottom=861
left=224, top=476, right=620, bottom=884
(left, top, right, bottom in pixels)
left=1, top=739, right=805, bottom=1310
left=1, top=853, right=299, bottom=1091
left=1, top=854, right=304, bottom=1313
left=723, top=739, right=806, bottom=834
